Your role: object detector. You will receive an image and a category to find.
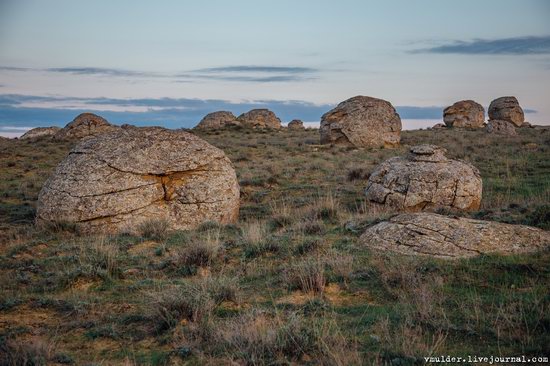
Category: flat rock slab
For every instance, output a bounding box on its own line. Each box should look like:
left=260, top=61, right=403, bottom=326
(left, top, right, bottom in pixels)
left=37, top=127, right=240, bottom=234
left=360, top=213, right=550, bottom=259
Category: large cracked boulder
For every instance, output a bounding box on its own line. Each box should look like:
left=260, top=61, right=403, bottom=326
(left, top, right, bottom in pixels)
left=488, top=96, right=524, bottom=127
left=485, top=119, right=517, bottom=136
left=237, top=109, right=282, bottom=129
left=20, top=127, right=61, bottom=140
left=195, top=111, right=240, bottom=130
left=320, top=96, right=401, bottom=148
left=443, top=100, right=485, bottom=128
left=365, top=145, right=482, bottom=212
left=360, top=213, right=550, bottom=259
left=37, top=127, right=240, bottom=234
left=56, top=113, right=118, bottom=140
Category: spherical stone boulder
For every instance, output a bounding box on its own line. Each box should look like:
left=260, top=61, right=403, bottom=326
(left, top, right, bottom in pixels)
left=432, top=123, right=445, bottom=129
left=485, top=119, right=517, bottom=136
left=320, top=96, right=401, bottom=148
left=287, top=119, right=305, bottom=130
left=37, top=127, right=240, bottom=234
left=195, top=111, right=240, bottom=130
left=56, top=113, right=118, bottom=139
left=20, top=126, right=61, bottom=140
left=443, top=100, right=485, bottom=128
left=488, top=96, right=524, bottom=126
left=360, top=213, right=550, bottom=259
left=237, top=109, right=282, bottom=129
left=365, top=145, right=482, bottom=212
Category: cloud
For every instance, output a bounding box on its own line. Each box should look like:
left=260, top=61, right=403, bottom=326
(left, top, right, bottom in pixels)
left=46, top=67, right=152, bottom=77
left=195, top=66, right=317, bottom=74
left=412, top=35, right=550, bottom=55
left=180, top=65, right=319, bottom=83
left=1, top=64, right=319, bottom=83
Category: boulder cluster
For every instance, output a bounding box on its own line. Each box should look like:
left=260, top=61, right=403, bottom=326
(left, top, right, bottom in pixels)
left=26, top=93, right=547, bottom=260
left=20, top=113, right=119, bottom=141
left=439, top=96, right=526, bottom=136
left=195, top=108, right=284, bottom=130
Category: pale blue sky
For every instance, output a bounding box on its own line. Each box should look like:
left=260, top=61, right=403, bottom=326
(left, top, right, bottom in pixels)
left=1, top=0, right=549, bottom=135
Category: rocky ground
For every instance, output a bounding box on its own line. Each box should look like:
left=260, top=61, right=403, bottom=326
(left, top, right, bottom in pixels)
left=0, top=127, right=549, bottom=365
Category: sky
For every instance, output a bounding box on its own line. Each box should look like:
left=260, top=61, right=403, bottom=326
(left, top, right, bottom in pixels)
left=0, top=0, right=549, bottom=137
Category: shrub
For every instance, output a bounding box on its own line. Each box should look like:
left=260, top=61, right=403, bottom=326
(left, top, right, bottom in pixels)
left=148, top=276, right=240, bottom=330
left=284, top=257, right=326, bottom=294
left=525, top=204, right=550, bottom=229
left=346, top=167, right=370, bottom=182
left=40, top=219, right=80, bottom=235
left=175, top=231, right=222, bottom=268
left=79, top=236, right=121, bottom=279
left=0, top=337, right=52, bottom=366
left=137, top=218, right=170, bottom=241
left=212, top=311, right=361, bottom=365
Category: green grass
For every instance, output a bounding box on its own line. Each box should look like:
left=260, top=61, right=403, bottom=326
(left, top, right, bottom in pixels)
left=0, top=127, right=549, bottom=364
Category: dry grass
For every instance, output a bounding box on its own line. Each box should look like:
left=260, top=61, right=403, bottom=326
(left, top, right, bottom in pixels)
left=0, top=128, right=549, bottom=363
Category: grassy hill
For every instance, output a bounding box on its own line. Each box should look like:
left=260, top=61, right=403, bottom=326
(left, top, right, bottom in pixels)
left=1, top=127, right=549, bottom=365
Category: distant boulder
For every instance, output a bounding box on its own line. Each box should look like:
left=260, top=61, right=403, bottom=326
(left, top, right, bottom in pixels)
left=488, top=96, right=524, bottom=127
left=360, top=213, right=550, bottom=259
left=195, top=111, right=240, bottom=130
left=237, top=109, right=282, bottom=129
left=287, top=119, right=305, bottom=130
left=485, top=119, right=517, bottom=136
left=320, top=96, right=401, bottom=148
left=56, top=113, right=118, bottom=140
left=432, top=123, right=445, bottom=129
left=443, top=100, right=485, bottom=128
left=20, top=126, right=61, bottom=140
left=365, top=145, right=482, bottom=212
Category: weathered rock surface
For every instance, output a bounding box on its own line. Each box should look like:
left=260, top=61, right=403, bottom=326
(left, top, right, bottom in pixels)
left=485, top=119, right=517, bottom=136
left=195, top=111, right=239, bottom=130
left=20, top=127, right=61, bottom=140
left=443, top=100, right=485, bottom=128
left=287, top=119, right=305, bottom=130
left=320, top=96, right=401, bottom=148
left=365, top=145, right=482, bottom=212
left=237, top=109, right=282, bottom=129
left=37, top=127, right=240, bottom=234
left=488, top=96, right=524, bottom=126
left=56, top=113, right=118, bottom=139
left=360, top=213, right=550, bottom=259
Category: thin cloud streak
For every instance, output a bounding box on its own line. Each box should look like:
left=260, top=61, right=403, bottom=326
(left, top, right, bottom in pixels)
left=195, top=66, right=317, bottom=73
left=412, top=35, right=550, bottom=55
left=0, top=64, right=320, bottom=83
